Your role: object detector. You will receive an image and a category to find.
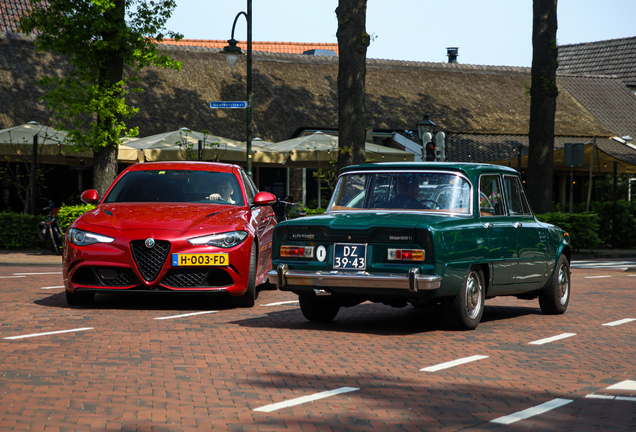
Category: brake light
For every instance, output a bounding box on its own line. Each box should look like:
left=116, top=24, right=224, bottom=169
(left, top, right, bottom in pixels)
left=387, top=248, right=425, bottom=261
left=281, top=245, right=315, bottom=258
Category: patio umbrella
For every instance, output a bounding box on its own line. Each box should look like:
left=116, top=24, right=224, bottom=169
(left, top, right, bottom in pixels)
left=128, top=128, right=265, bottom=163
left=259, top=131, right=415, bottom=167
left=0, top=123, right=92, bottom=165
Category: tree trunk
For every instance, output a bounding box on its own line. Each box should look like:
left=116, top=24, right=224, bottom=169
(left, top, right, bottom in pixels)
left=527, top=0, right=558, bottom=214
left=336, top=0, right=369, bottom=173
left=93, top=146, right=118, bottom=196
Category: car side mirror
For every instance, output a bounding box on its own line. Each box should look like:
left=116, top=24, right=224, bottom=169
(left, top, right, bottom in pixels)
left=252, top=191, right=277, bottom=207
left=80, top=189, right=100, bottom=204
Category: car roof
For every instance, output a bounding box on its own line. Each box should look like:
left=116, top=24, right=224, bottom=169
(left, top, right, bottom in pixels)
left=124, top=161, right=240, bottom=174
left=340, top=162, right=520, bottom=177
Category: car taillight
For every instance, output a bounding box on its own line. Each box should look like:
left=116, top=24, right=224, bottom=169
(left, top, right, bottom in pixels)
left=281, top=245, right=315, bottom=258
left=387, top=248, right=425, bottom=261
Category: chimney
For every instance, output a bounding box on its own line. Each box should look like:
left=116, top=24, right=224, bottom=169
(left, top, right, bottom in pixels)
left=447, top=47, right=459, bottom=64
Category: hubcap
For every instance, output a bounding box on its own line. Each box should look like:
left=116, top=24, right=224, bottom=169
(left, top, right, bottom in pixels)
left=558, top=264, right=569, bottom=305
left=466, top=272, right=482, bottom=320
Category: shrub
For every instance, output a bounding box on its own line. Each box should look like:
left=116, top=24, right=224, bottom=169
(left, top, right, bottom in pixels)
left=57, top=203, right=96, bottom=232
left=0, top=212, right=44, bottom=250
left=536, top=211, right=603, bottom=252
left=304, top=207, right=326, bottom=216
left=589, top=200, right=636, bottom=248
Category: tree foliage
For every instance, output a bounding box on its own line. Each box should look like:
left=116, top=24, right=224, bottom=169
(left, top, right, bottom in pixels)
left=18, top=0, right=183, bottom=193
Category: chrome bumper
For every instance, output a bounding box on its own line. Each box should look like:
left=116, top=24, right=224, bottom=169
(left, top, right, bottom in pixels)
left=268, top=264, right=441, bottom=293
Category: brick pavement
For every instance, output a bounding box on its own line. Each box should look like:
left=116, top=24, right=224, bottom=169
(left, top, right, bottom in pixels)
left=0, top=263, right=635, bottom=430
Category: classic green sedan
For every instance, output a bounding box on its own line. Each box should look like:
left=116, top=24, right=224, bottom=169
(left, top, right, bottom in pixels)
left=268, top=162, right=571, bottom=330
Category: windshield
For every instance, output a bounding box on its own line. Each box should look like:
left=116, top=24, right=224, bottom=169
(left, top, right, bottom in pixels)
left=328, top=171, right=471, bottom=214
left=104, top=170, right=245, bottom=206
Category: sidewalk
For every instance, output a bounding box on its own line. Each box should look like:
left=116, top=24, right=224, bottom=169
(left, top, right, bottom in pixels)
left=0, top=250, right=62, bottom=266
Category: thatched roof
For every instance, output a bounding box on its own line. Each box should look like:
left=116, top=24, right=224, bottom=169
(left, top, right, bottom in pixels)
left=0, top=34, right=614, bottom=144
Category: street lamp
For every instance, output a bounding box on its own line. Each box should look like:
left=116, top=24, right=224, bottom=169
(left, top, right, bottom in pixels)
left=222, top=0, right=253, bottom=177
left=416, top=114, right=436, bottom=140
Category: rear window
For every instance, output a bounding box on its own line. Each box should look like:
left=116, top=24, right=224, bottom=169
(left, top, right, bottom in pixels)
left=104, top=170, right=244, bottom=205
left=329, top=171, right=471, bottom=213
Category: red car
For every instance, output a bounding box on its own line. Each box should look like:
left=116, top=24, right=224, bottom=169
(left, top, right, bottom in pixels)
left=63, top=161, right=277, bottom=307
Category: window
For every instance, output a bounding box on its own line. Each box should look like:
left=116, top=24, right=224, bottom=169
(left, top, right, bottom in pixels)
left=479, top=175, right=505, bottom=216
left=503, top=175, right=532, bottom=216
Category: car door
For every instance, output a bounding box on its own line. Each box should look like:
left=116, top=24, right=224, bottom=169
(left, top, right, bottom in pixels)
left=503, top=175, right=548, bottom=286
left=240, top=170, right=275, bottom=276
left=479, top=174, right=517, bottom=285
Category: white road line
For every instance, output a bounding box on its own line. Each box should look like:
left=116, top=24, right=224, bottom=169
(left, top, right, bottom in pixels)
left=262, top=300, right=299, bottom=307
left=41, top=285, right=65, bottom=290
left=154, top=311, right=218, bottom=320
left=607, top=380, right=636, bottom=391
left=602, top=318, right=636, bottom=327
left=528, top=333, right=577, bottom=345
left=584, top=276, right=611, bottom=279
left=3, top=327, right=93, bottom=340
left=585, top=395, right=636, bottom=402
left=490, top=398, right=573, bottom=425
left=629, top=275, right=636, bottom=277
left=13, top=272, right=62, bottom=276
left=0, top=276, right=26, bottom=279
left=253, top=387, right=359, bottom=412
left=420, top=355, right=489, bottom=372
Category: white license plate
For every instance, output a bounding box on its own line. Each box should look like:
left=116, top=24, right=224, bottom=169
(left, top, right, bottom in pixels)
left=333, top=243, right=366, bottom=270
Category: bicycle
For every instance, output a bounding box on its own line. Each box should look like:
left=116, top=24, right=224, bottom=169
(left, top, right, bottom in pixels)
left=37, top=198, right=63, bottom=255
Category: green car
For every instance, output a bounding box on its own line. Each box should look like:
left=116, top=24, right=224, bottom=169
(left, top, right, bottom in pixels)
left=268, top=162, right=571, bottom=330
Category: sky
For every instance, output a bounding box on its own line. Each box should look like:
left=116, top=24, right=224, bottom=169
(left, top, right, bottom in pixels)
left=163, top=0, right=634, bottom=68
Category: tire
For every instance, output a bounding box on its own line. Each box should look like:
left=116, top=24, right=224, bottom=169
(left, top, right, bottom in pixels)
left=446, top=267, right=485, bottom=330
left=539, top=254, right=570, bottom=315
left=232, top=242, right=257, bottom=308
left=65, top=289, right=94, bottom=306
left=49, top=227, right=60, bottom=255
left=299, top=293, right=340, bottom=323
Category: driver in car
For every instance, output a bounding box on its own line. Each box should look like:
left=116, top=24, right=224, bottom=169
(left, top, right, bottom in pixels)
left=207, top=177, right=236, bottom=204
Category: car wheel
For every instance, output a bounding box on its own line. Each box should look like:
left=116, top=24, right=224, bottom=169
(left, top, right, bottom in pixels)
left=232, top=242, right=257, bottom=308
left=299, top=294, right=340, bottom=323
left=539, top=254, right=570, bottom=315
left=65, top=289, right=94, bottom=306
left=446, top=267, right=485, bottom=330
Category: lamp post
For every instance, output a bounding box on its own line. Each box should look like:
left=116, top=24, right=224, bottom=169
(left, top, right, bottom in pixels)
left=223, top=0, right=253, bottom=177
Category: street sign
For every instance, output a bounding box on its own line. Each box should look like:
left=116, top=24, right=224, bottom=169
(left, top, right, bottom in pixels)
left=209, top=101, right=247, bottom=109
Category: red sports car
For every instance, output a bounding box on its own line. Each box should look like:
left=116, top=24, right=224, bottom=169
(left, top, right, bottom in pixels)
left=63, top=161, right=277, bottom=307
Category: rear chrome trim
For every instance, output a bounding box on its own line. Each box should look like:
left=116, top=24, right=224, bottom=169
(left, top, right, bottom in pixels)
left=268, top=265, right=441, bottom=291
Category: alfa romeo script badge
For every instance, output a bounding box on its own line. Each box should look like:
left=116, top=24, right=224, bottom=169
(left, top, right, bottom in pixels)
left=145, top=238, right=156, bottom=248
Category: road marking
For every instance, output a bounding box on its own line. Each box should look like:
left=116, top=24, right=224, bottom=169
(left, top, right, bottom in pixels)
left=528, top=333, right=577, bottom=345
left=490, top=398, right=573, bottom=425
left=584, top=275, right=611, bottom=279
left=420, top=355, right=489, bottom=372
left=41, top=285, right=65, bottom=290
left=571, top=261, right=636, bottom=269
left=0, top=276, right=26, bottom=279
left=253, top=387, right=359, bottom=412
left=586, top=394, right=636, bottom=402
left=602, top=318, right=636, bottom=327
left=607, top=380, right=636, bottom=391
left=262, top=300, right=299, bottom=307
left=3, top=327, right=93, bottom=340
left=154, top=311, right=218, bottom=320
left=13, top=272, right=62, bottom=276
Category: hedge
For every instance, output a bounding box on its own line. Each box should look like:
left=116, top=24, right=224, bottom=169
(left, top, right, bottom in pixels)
left=535, top=211, right=603, bottom=252
left=0, top=204, right=95, bottom=250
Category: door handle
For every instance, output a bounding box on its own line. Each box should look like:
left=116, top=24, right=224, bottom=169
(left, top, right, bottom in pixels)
left=483, top=222, right=493, bottom=229
left=514, top=222, right=522, bottom=228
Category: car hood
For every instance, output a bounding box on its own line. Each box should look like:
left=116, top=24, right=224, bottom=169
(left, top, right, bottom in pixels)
left=80, top=203, right=247, bottom=231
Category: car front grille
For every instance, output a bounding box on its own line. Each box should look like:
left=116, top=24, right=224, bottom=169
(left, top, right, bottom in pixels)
left=130, top=240, right=171, bottom=282
left=161, top=268, right=234, bottom=288
left=98, top=268, right=139, bottom=286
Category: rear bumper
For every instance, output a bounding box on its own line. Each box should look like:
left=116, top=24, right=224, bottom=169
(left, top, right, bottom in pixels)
left=268, top=264, right=441, bottom=293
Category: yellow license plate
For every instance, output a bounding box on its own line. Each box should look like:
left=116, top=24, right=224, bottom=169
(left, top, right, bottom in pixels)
left=171, top=253, right=229, bottom=266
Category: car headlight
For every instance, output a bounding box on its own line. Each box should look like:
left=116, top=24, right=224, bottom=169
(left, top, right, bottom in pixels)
left=188, top=231, right=248, bottom=248
left=67, top=228, right=115, bottom=246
